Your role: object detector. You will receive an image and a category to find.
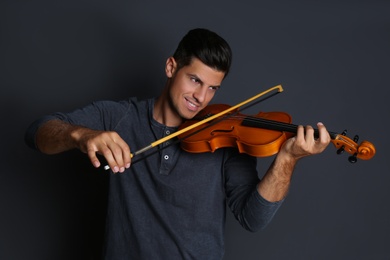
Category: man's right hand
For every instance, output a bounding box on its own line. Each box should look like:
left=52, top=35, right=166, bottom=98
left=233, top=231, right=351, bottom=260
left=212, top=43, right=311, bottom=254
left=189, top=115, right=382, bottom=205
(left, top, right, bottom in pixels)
left=36, top=120, right=131, bottom=173
left=72, top=128, right=131, bottom=173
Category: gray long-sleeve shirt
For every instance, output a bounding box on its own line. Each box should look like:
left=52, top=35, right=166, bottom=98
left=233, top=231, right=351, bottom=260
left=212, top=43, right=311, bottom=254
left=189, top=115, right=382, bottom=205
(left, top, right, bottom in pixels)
left=25, top=97, right=283, bottom=259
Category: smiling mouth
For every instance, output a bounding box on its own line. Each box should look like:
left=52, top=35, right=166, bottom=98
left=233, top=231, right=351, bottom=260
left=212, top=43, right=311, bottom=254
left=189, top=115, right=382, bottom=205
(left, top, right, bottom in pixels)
left=185, top=98, right=199, bottom=111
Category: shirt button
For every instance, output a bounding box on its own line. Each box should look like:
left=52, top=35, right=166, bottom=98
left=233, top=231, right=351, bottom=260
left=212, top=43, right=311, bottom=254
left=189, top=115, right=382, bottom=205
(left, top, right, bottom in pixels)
left=164, top=155, right=169, bottom=160
left=165, top=130, right=170, bottom=135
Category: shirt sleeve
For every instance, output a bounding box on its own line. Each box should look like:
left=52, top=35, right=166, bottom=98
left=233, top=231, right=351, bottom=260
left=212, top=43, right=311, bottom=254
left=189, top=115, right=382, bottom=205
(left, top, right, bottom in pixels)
left=224, top=149, right=284, bottom=232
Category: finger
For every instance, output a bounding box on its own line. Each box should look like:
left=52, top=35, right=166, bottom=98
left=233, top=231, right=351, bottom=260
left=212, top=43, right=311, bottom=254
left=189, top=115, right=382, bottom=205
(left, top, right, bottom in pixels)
left=295, top=125, right=305, bottom=141
left=107, top=141, right=130, bottom=173
left=112, top=137, right=131, bottom=169
left=304, top=125, right=315, bottom=143
left=100, top=146, right=120, bottom=173
left=121, top=144, right=132, bottom=169
left=316, top=122, right=331, bottom=145
left=111, top=146, right=124, bottom=172
left=87, top=148, right=101, bottom=168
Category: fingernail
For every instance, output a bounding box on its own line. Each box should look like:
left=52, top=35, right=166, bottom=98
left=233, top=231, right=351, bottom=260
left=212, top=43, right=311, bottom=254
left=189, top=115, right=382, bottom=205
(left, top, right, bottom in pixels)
left=120, top=167, right=125, bottom=173
left=126, top=163, right=131, bottom=168
left=113, top=166, right=119, bottom=173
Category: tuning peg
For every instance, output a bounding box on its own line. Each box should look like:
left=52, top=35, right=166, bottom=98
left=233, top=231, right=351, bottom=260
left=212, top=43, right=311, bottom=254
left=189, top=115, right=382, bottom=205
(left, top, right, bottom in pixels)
left=337, top=146, right=345, bottom=154
left=336, top=130, right=348, bottom=154
left=348, top=153, right=358, bottom=163
left=353, top=135, right=359, bottom=142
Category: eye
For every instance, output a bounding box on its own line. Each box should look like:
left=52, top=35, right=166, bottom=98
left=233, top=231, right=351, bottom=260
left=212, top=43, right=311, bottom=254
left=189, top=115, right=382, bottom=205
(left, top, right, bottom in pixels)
left=191, top=77, right=200, bottom=84
left=209, top=86, right=220, bottom=91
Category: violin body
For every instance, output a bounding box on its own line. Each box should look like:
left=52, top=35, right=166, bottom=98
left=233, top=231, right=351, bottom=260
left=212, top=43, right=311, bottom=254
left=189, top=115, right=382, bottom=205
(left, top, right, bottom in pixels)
left=179, top=104, right=294, bottom=157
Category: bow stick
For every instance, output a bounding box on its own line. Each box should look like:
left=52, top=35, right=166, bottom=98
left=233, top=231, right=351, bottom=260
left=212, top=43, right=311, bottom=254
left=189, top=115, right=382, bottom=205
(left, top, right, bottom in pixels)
left=104, top=85, right=284, bottom=170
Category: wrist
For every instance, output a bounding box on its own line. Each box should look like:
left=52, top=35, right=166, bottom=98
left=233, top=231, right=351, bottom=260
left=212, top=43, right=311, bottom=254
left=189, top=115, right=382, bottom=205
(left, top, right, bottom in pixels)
left=271, top=151, right=299, bottom=181
left=69, top=126, right=89, bottom=150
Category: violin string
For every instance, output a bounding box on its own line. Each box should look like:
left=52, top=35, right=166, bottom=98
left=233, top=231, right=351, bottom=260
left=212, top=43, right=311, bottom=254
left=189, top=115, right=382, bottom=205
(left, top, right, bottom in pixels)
left=225, top=114, right=299, bottom=133
left=247, top=115, right=299, bottom=132
left=228, top=114, right=341, bottom=140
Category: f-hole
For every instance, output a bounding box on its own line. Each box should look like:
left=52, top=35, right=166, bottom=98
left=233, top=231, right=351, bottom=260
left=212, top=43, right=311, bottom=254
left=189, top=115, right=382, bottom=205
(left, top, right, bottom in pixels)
left=210, top=126, right=234, bottom=136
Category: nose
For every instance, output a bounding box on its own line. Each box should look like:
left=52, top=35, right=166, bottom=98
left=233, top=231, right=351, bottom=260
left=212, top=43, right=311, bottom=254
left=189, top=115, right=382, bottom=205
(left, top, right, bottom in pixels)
left=193, top=86, right=208, bottom=103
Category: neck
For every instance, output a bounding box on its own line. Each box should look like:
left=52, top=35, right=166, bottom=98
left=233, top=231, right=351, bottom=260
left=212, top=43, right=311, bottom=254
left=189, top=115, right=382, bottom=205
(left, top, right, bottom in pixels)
left=153, top=86, right=183, bottom=127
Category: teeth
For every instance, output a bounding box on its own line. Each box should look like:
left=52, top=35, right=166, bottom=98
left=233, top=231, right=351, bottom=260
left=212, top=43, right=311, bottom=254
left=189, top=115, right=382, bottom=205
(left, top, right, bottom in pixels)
left=188, top=100, right=196, bottom=108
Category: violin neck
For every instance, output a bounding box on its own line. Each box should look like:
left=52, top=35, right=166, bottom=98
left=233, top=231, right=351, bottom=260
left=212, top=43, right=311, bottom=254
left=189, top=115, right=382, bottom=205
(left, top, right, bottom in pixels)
left=241, top=116, right=338, bottom=140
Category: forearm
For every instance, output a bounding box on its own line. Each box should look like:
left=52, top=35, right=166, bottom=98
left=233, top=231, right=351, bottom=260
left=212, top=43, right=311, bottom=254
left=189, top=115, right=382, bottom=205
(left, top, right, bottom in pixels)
left=35, top=119, right=83, bottom=154
left=257, top=152, right=298, bottom=202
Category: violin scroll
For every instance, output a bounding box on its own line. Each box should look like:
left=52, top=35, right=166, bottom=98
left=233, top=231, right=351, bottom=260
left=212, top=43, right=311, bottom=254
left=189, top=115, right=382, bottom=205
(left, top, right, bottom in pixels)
left=331, top=132, right=376, bottom=163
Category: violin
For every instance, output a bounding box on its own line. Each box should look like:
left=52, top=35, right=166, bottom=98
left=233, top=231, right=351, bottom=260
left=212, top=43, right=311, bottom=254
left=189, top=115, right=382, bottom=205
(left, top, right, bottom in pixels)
left=178, top=104, right=376, bottom=163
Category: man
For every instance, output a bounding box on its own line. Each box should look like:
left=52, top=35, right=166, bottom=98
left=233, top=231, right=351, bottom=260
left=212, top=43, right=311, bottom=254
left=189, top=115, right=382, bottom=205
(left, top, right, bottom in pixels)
left=25, top=28, right=330, bottom=259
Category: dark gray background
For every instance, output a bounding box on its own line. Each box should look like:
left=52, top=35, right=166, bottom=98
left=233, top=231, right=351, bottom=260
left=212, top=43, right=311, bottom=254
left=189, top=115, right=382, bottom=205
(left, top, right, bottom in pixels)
left=1, top=1, right=389, bottom=259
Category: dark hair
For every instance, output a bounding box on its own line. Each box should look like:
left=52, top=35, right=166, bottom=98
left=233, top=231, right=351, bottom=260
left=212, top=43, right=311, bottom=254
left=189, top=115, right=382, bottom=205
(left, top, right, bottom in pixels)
left=173, top=28, right=232, bottom=77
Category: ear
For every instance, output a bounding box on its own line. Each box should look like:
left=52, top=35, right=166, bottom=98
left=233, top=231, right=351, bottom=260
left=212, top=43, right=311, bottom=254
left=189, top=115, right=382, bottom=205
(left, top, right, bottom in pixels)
left=165, top=57, right=177, bottom=78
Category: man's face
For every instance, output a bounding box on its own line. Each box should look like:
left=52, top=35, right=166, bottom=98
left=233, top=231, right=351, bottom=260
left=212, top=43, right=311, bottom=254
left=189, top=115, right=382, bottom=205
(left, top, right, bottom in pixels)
left=165, top=57, right=225, bottom=121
